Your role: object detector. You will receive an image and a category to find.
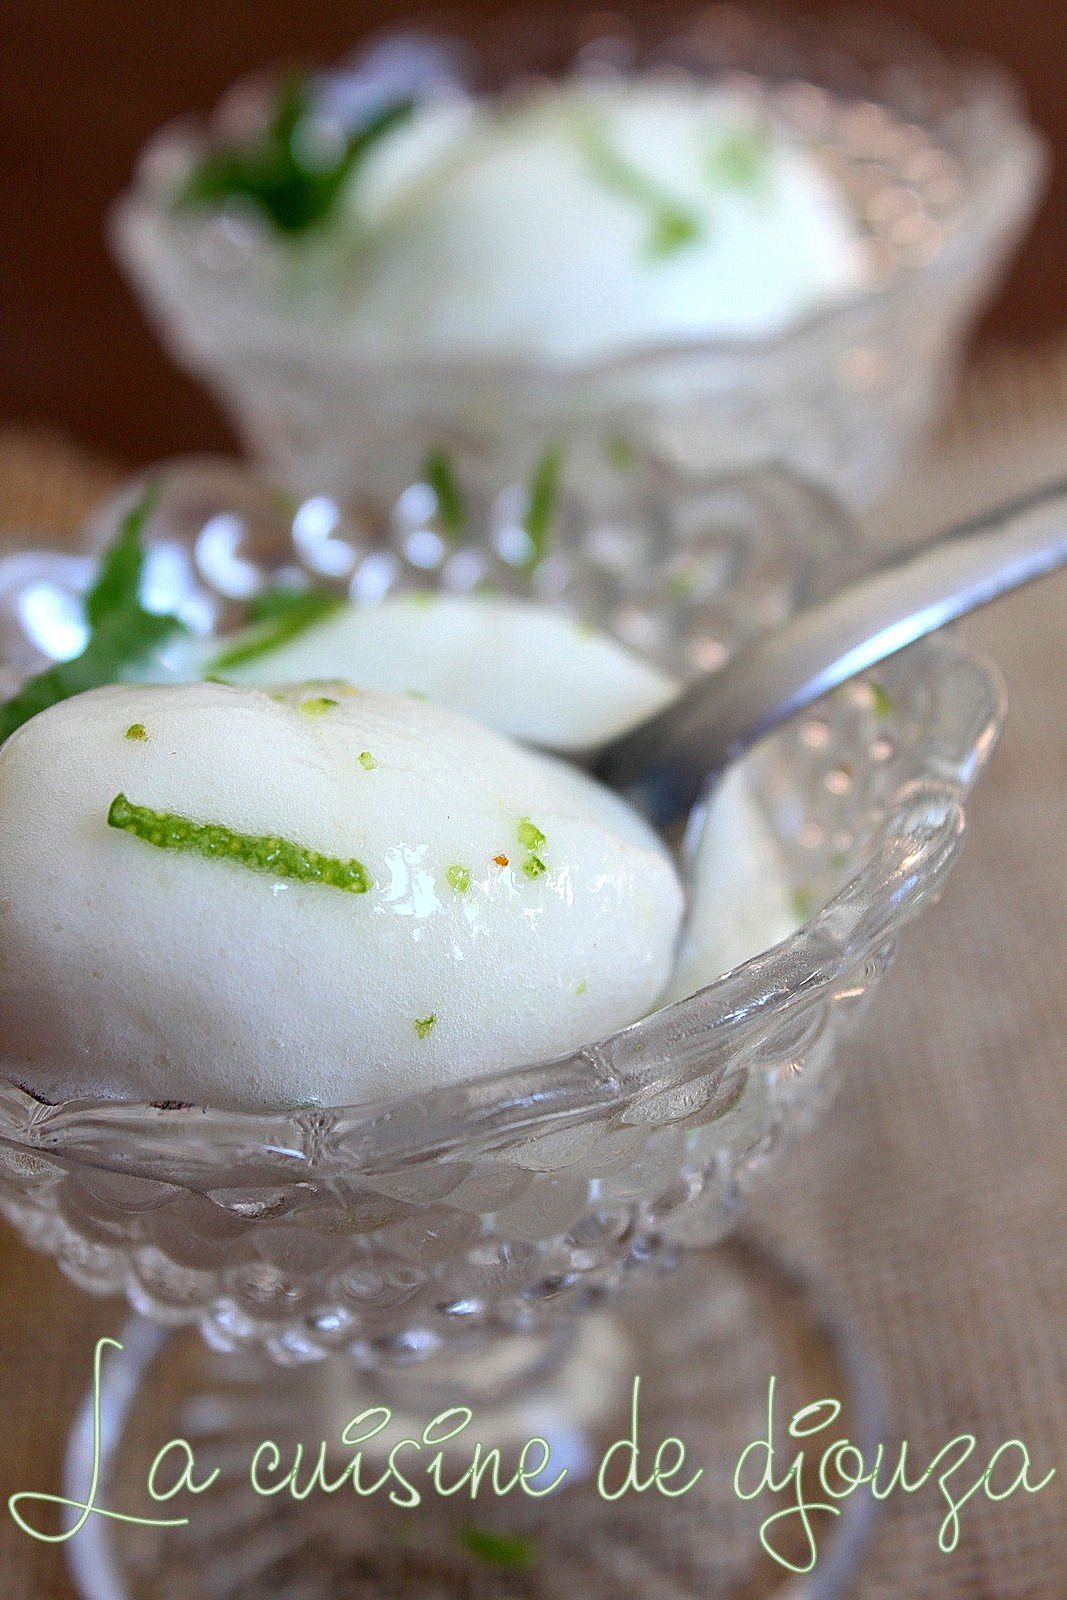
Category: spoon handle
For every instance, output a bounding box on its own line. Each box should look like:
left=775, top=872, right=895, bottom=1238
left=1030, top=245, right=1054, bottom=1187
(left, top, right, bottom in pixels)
left=597, top=475, right=1067, bottom=825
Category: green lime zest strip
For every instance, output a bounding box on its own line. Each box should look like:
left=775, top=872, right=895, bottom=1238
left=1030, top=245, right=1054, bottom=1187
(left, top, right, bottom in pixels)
left=517, top=817, right=547, bottom=879
left=790, top=886, right=818, bottom=924
left=358, top=750, right=377, bottom=770
left=446, top=864, right=471, bottom=893
left=869, top=682, right=894, bottom=718
left=456, top=1526, right=540, bottom=1570
left=209, top=587, right=345, bottom=673
left=667, top=571, right=697, bottom=601
left=422, top=448, right=467, bottom=539
left=414, top=1014, right=437, bottom=1039
left=604, top=433, right=636, bottom=471
left=522, top=444, right=565, bottom=568
left=125, top=723, right=148, bottom=742
left=704, top=124, right=773, bottom=194
left=107, top=793, right=371, bottom=894
left=573, top=115, right=702, bottom=258
left=517, top=818, right=546, bottom=852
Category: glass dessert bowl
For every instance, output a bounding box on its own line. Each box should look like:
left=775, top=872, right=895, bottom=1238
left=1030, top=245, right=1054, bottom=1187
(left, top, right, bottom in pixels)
left=113, top=8, right=1045, bottom=512
left=0, top=459, right=1003, bottom=1598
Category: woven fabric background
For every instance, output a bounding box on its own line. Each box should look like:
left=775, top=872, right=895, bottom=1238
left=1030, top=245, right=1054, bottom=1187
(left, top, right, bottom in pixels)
left=1, top=344, right=1066, bottom=1597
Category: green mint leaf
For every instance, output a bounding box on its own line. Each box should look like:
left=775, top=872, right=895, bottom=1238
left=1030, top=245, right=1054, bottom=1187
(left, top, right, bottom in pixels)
left=209, top=587, right=345, bottom=672
left=107, top=793, right=371, bottom=894
left=456, top=1526, right=540, bottom=1570
left=422, top=449, right=467, bottom=539
left=269, top=74, right=309, bottom=149
left=245, top=584, right=336, bottom=625
left=0, top=616, right=174, bottom=745
left=523, top=443, right=565, bottom=568
left=85, top=481, right=161, bottom=627
left=178, top=76, right=415, bottom=236
left=0, top=485, right=184, bottom=746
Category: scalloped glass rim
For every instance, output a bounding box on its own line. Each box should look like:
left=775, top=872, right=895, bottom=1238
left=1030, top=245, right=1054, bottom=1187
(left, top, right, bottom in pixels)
left=111, top=3, right=1048, bottom=382
left=0, top=632, right=1005, bottom=1183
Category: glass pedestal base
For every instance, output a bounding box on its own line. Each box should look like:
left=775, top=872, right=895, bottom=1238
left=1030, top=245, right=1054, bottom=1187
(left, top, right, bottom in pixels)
left=65, top=1234, right=883, bottom=1600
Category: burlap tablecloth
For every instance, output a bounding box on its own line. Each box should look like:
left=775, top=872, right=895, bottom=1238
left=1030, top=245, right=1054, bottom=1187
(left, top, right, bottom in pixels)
left=1, top=345, right=1066, bottom=1598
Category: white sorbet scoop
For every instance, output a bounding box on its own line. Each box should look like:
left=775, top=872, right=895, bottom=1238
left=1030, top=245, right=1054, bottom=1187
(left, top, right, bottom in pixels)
left=194, top=593, right=677, bottom=749
left=334, top=82, right=866, bottom=360
left=0, top=681, right=683, bottom=1110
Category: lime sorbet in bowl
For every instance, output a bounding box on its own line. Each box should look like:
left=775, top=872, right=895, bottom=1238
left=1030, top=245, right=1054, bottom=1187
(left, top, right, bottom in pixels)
left=0, top=458, right=1004, bottom=1600
left=114, top=11, right=1045, bottom=511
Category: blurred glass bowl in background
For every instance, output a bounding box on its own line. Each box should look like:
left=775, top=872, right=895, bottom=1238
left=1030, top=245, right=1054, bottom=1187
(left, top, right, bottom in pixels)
left=113, top=7, right=1046, bottom=514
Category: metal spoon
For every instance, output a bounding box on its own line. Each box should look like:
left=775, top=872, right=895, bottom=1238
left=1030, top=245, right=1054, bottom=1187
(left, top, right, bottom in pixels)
left=591, top=476, right=1067, bottom=827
